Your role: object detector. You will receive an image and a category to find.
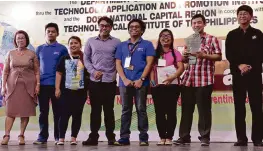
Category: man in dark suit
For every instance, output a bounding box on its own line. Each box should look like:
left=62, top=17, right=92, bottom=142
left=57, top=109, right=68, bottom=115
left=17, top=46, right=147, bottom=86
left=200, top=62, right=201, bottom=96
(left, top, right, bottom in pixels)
left=226, top=5, right=263, bottom=147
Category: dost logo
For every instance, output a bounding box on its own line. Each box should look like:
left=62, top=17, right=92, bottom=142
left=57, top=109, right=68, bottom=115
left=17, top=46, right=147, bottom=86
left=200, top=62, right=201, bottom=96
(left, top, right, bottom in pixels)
left=54, top=51, right=60, bottom=55
left=223, top=69, right=232, bottom=86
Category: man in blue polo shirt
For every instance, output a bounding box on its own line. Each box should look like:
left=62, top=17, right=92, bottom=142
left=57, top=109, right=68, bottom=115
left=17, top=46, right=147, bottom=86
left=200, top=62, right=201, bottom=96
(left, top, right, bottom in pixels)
left=34, top=23, right=68, bottom=144
left=115, top=19, right=155, bottom=146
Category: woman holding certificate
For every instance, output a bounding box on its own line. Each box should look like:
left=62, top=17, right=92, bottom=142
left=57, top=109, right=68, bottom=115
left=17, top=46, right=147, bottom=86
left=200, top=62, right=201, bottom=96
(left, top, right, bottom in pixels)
left=55, top=36, right=89, bottom=145
left=150, top=29, right=184, bottom=145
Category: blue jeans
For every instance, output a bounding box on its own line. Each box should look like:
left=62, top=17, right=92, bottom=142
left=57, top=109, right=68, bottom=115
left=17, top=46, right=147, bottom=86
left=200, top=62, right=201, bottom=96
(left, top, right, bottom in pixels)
left=119, top=86, right=149, bottom=141
left=37, top=86, right=60, bottom=141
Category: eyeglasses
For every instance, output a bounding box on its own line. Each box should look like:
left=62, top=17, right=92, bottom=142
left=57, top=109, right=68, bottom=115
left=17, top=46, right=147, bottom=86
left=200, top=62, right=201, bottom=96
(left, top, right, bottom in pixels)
left=16, top=37, right=26, bottom=40
left=99, top=24, right=111, bottom=28
left=238, top=11, right=250, bottom=16
left=160, top=34, right=172, bottom=38
left=238, top=13, right=250, bottom=16
left=129, top=25, right=141, bottom=29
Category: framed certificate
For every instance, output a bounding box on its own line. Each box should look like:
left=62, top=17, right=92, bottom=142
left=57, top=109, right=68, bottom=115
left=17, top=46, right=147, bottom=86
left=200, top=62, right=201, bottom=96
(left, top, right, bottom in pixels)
left=156, top=65, right=179, bottom=84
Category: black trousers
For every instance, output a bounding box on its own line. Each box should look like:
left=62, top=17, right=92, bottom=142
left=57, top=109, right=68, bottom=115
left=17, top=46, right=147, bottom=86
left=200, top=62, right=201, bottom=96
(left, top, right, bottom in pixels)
left=232, top=72, right=263, bottom=142
left=59, top=89, right=87, bottom=138
left=151, top=85, right=180, bottom=140
left=179, top=85, right=213, bottom=140
left=38, top=85, right=60, bottom=141
left=88, top=81, right=116, bottom=140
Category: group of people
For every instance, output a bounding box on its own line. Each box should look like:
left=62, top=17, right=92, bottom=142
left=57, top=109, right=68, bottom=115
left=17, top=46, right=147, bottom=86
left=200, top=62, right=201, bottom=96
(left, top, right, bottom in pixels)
left=0, top=4, right=263, bottom=147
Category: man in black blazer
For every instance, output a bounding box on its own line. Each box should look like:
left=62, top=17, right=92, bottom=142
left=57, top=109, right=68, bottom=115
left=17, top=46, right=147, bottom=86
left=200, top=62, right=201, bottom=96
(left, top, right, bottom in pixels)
left=226, top=5, right=263, bottom=147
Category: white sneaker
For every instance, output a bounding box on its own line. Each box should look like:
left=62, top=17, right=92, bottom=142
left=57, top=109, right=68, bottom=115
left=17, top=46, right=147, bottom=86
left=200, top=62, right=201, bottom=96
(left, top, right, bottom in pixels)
left=70, top=141, right=77, bottom=145
left=57, top=141, right=64, bottom=145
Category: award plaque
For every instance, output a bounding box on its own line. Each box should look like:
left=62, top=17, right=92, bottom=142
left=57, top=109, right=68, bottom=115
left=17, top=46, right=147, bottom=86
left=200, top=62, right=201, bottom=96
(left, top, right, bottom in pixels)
left=185, top=32, right=202, bottom=65
left=185, top=33, right=202, bottom=53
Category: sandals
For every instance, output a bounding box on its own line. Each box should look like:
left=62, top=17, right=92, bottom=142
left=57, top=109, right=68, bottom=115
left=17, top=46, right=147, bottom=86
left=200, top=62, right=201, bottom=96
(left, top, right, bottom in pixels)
left=18, top=135, right=25, bottom=145
left=57, top=141, right=77, bottom=145
left=1, top=135, right=10, bottom=145
left=165, top=139, right=173, bottom=145
left=156, top=139, right=173, bottom=146
left=156, top=139, right=166, bottom=146
left=156, top=140, right=165, bottom=146
left=1, top=135, right=27, bottom=145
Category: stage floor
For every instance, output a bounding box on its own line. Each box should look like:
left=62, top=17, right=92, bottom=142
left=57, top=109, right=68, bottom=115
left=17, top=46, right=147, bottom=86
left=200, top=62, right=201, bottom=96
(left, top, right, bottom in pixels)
left=0, top=142, right=262, bottom=151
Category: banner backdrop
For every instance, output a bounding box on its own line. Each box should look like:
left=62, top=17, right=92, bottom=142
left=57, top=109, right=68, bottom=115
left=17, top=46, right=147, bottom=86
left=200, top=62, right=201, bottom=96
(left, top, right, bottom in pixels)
left=0, top=1, right=263, bottom=142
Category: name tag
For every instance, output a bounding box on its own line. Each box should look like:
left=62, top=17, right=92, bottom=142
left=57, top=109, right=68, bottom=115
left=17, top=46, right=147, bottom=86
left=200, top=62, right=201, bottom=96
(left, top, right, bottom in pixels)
left=189, top=56, right=197, bottom=65
left=124, top=57, right=131, bottom=68
left=158, top=59, right=166, bottom=67
left=177, top=46, right=185, bottom=54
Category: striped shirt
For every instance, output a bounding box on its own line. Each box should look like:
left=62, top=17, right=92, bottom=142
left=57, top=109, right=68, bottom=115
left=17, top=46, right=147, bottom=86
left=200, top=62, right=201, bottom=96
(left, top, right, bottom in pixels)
left=181, top=33, right=221, bottom=87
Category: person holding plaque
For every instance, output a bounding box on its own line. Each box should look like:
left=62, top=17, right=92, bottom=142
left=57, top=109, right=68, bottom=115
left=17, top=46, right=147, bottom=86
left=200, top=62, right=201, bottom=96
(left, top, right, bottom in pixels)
left=174, top=14, right=222, bottom=146
left=115, top=19, right=155, bottom=146
left=150, top=29, right=184, bottom=145
left=83, top=16, right=121, bottom=146
left=226, top=5, right=263, bottom=147
left=55, top=36, right=88, bottom=145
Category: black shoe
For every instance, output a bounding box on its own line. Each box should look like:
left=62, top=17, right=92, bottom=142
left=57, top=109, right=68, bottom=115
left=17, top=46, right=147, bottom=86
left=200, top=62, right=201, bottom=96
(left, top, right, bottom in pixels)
left=118, top=138, right=130, bottom=146
left=174, top=138, right=191, bottom=145
left=200, top=139, right=210, bottom=146
left=198, top=136, right=210, bottom=146
left=139, top=141, right=149, bottom=146
left=253, top=141, right=263, bottom=147
left=82, top=138, right=98, bottom=146
left=108, top=139, right=120, bottom=146
left=234, top=141, right=248, bottom=146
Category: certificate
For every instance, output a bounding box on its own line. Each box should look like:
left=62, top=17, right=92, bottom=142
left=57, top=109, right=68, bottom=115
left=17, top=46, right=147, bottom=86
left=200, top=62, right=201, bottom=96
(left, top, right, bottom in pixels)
left=156, top=65, right=179, bottom=84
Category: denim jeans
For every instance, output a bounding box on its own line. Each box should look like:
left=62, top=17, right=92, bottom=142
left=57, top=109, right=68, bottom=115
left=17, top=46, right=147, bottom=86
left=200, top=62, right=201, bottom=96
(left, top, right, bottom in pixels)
left=119, top=86, right=149, bottom=141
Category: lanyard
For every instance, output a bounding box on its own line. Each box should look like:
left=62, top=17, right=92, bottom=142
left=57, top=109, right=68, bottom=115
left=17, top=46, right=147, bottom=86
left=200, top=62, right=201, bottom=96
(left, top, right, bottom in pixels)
left=128, top=42, right=139, bottom=57
left=69, top=55, right=80, bottom=64
left=69, top=55, right=80, bottom=74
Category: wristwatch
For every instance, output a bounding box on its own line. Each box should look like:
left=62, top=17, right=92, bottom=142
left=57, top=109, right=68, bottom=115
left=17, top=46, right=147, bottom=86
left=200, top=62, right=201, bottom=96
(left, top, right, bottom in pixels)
left=140, top=77, right=145, bottom=81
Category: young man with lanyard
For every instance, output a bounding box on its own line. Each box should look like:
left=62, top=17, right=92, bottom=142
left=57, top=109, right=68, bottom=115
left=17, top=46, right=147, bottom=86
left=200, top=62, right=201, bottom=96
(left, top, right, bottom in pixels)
left=226, top=5, right=263, bottom=146
left=34, top=23, right=68, bottom=144
left=83, top=16, right=121, bottom=146
left=175, top=14, right=222, bottom=146
left=115, top=19, right=155, bottom=146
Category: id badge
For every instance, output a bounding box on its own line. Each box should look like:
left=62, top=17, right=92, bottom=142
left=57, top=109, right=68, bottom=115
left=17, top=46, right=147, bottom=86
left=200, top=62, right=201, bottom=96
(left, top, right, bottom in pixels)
left=177, top=46, right=185, bottom=54
left=124, top=57, right=131, bottom=68
left=189, top=56, right=197, bottom=65
left=158, top=59, right=166, bottom=67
